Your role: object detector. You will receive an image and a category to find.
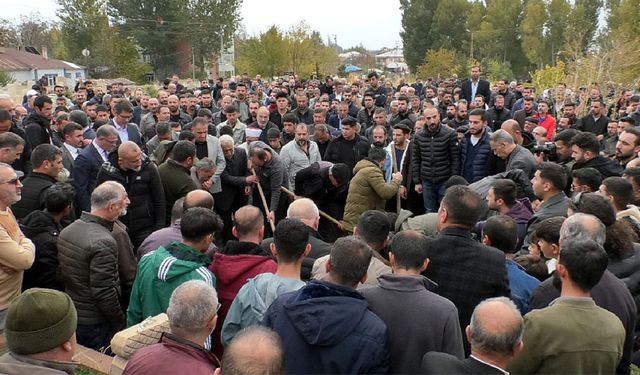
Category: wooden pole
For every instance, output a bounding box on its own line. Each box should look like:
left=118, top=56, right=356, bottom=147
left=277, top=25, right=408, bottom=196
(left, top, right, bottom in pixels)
left=280, top=186, right=344, bottom=228
left=251, top=168, right=275, bottom=232
left=390, top=144, right=401, bottom=215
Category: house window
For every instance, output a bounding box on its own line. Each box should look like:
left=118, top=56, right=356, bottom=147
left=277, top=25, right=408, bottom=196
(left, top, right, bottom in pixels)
left=45, top=74, right=57, bottom=86
left=75, top=72, right=82, bottom=78
left=65, top=73, right=72, bottom=79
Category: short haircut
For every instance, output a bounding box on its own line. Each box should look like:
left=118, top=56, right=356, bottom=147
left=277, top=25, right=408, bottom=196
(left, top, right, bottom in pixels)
left=553, top=128, right=579, bottom=144
left=389, top=231, right=429, bottom=269
left=560, top=212, right=606, bottom=245
left=537, top=162, right=567, bottom=191
left=533, top=216, right=565, bottom=245
left=224, top=105, right=237, bottom=114
left=233, top=206, right=264, bottom=237
left=0, top=110, right=11, bottom=123
left=219, top=134, right=234, bottom=147
left=172, top=140, right=196, bottom=162
left=622, top=127, right=640, bottom=147
left=95, top=104, right=109, bottom=113
left=619, top=116, right=636, bottom=126
left=490, top=179, right=517, bottom=206
left=180, top=207, right=223, bottom=242
left=194, top=157, right=215, bottom=172
left=221, top=326, right=284, bottom=375
left=156, top=122, right=171, bottom=137
left=273, top=218, right=309, bottom=263
left=282, top=112, right=298, bottom=124
left=441, top=185, right=487, bottom=228
left=572, top=167, right=602, bottom=192
left=31, top=144, right=62, bottom=168
left=43, top=183, right=75, bottom=213
left=559, top=239, right=608, bottom=291
left=356, top=210, right=390, bottom=247
left=469, top=297, right=523, bottom=356
left=113, top=99, right=134, bottom=115
left=95, top=124, right=118, bottom=138
left=570, top=132, right=600, bottom=154
left=91, top=181, right=125, bottom=210
left=468, top=108, right=489, bottom=122
left=573, top=192, right=616, bottom=227
left=483, top=215, right=518, bottom=253
left=167, top=280, right=218, bottom=335
left=489, top=129, right=514, bottom=145
left=328, top=236, right=372, bottom=285
left=341, top=116, right=357, bottom=127
left=33, top=95, right=52, bottom=109
left=62, top=122, right=83, bottom=136
left=367, top=146, right=387, bottom=162
left=0, top=132, right=25, bottom=149
left=623, top=167, right=640, bottom=187
left=602, top=177, right=633, bottom=210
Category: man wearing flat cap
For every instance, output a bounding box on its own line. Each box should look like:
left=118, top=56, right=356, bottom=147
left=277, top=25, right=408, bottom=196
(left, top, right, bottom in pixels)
left=0, top=288, right=78, bottom=374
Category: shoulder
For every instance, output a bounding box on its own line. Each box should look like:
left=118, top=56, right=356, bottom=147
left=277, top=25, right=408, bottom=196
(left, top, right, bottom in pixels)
left=421, top=351, right=463, bottom=373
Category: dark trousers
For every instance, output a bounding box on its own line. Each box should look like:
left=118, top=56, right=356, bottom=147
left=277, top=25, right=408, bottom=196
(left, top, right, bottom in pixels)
left=77, top=323, right=116, bottom=353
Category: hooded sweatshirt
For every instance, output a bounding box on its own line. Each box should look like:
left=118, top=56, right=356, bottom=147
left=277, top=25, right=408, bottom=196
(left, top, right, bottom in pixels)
left=221, top=273, right=304, bottom=347
left=617, top=205, right=640, bottom=239
left=127, top=241, right=215, bottom=326
left=20, top=210, right=63, bottom=291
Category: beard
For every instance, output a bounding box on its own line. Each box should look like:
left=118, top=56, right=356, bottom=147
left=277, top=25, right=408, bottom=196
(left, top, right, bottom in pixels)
left=373, top=141, right=385, bottom=148
left=296, top=140, right=308, bottom=147
left=119, top=208, right=128, bottom=217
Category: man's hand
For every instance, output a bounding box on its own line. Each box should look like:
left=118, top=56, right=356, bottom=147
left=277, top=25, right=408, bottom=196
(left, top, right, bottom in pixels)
left=531, top=199, right=541, bottom=212
left=245, top=175, right=258, bottom=185
left=202, top=179, right=213, bottom=190
left=533, top=152, right=546, bottom=165
left=244, top=186, right=252, bottom=195
left=391, top=172, right=402, bottom=182
left=596, top=134, right=604, bottom=141
left=268, top=211, right=275, bottom=224
left=415, top=184, right=423, bottom=193
left=400, top=186, right=408, bottom=199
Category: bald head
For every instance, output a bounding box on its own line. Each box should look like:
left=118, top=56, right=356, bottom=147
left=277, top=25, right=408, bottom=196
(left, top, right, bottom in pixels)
left=221, top=326, right=284, bottom=375
left=468, top=297, right=523, bottom=357
left=233, top=206, right=264, bottom=240
left=501, top=120, right=521, bottom=138
left=183, top=189, right=214, bottom=211
left=286, top=198, right=319, bottom=228
left=0, top=98, right=15, bottom=112
left=117, top=141, right=140, bottom=156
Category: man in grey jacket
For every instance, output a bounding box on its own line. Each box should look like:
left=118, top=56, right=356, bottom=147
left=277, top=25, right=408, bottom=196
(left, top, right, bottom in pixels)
left=192, top=117, right=226, bottom=194
left=280, top=124, right=321, bottom=188
left=490, top=129, right=537, bottom=179
left=361, top=230, right=464, bottom=374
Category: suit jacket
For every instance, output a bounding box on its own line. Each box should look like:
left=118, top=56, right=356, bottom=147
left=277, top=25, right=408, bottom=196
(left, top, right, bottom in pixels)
left=213, top=147, right=247, bottom=212
left=108, top=119, right=143, bottom=146
left=197, top=135, right=226, bottom=194
left=71, top=143, right=105, bottom=213
left=461, top=79, right=491, bottom=105
left=422, top=352, right=506, bottom=375
left=60, top=144, right=77, bottom=171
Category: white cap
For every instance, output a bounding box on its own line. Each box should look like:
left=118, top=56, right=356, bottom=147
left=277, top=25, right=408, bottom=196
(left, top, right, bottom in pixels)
left=245, top=128, right=262, bottom=138
left=26, top=90, right=38, bottom=97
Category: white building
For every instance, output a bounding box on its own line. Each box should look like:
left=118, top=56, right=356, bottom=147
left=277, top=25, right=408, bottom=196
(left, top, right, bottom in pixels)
left=375, top=48, right=408, bottom=72
left=0, top=47, right=87, bottom=85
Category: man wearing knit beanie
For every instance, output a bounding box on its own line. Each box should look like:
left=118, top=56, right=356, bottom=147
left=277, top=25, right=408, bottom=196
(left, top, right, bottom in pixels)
left=0, top=288, right=78, bottom=374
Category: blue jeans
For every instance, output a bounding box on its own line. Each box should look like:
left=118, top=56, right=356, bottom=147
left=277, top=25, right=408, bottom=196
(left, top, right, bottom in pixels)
left=422, top=180, right=446, bottom=213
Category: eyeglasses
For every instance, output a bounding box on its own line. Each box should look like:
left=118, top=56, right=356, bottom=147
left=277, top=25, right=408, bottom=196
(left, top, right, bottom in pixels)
left=0, top=178, right=20, bottom=185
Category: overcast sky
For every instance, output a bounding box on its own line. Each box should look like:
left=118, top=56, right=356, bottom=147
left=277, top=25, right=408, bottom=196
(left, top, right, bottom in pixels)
left=4, top=0, right=403, bottom=51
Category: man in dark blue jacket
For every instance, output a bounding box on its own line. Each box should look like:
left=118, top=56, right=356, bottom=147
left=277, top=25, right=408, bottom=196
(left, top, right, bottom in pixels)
left=263, top=236, right=390, bottom=374
left=460, top=108, right=492, bottom=183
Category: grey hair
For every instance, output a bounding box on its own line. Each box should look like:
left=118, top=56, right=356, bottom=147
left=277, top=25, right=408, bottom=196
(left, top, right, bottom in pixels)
left=167, top=280, right=218, bottom=334
left=287, top=198, right=319, bottom=222
left=469, top=297, right=523, bottom=355
left=95, top=124, right=118, bottom=138
left=91, top=181, right=125, bottom=210
left=489, top=129, right=515, bottom=145
left=221, top=326, right=284, bottom=375
left=560, top=213, right=606, bottom=246
left=194, top=157, right=216, bottom=172
left=219, top=134, right=234, bottom=147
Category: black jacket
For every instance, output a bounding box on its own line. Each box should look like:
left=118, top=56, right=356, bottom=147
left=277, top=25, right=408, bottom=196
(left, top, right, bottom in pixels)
left=461, top=79, right=491, bottom=105
left=20, top=210, right=64, bottom=291
left=324, top=135, right=370, bottom=172
left=12, top=172, right=56, bottom=220
left=576, top=114, right=610, bottom=136
left=487, top=107, right=511, bottom=131
left=411, top=124, right=460, bottom=184
left=23, top=113, right=52, bottom=148
left=95, top=152, right=165, bottom=248
left=422, top=352, right=505, bottom=375
left=214, top=147, right=248, bottom=213
left=573, top=155, right=623, bottom=178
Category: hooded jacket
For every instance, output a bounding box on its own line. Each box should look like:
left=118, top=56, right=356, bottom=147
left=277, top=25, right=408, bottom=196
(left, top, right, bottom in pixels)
left=573, top=155, right=623, bottom=178
left=11, top=172, right=57, bottom=220
left=263, top=280, right=390, bottom=374
left=126, top=241, right=215, bottom=326
left=20, top=210, right=63, bottom=291
left=617, top=205, right=640, bottom=239
left=221, top=273, right=305, bottom=347
left=343, top=159, right=400, bottom=231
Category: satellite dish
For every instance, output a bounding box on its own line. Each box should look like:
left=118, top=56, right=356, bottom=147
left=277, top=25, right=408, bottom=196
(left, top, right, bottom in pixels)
left=82, top=49, right=90, bottom=57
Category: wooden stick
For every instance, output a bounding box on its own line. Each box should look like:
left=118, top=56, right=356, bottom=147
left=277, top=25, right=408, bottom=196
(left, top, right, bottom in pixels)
left=252, top=168, right=275, bottom=232
left=280, top=186, right=344, bottom=227
left=390, top=144, right=401, bottom=215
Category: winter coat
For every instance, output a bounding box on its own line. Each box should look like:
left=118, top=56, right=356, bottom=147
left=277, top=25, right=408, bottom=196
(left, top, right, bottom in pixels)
left=459, top=129, right=492, bottom=183
left=57, top=212, right=125, bottom=329
left=23, top=113, right=52, bottom=148
left=573, top=155, right=623, bottom=178
left=11, top=172, right=57, bottom=220
left=20, top=210, right=63, bottom=291
left=158, top=159, right=197, bottom=224
left=279, top=140, right=321, bottom=188
left=221, top=273, right=305, bottom=347
left=127, top=241, right=215, bottom=326
left=343, top=159, right=400, bottom=231
left=505, top=145, right=537, bottom=179
left=411, top=124, right=460, bottom=184
left=95, top=153, right=165, bottom=247
left=0, top=352, right=76, bottom=375
left=323, top=134, right=370, bottom=172
left=263, top=280, right=390, bottom=374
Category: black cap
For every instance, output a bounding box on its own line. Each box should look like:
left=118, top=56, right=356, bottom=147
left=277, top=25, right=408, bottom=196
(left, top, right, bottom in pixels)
left=367, top=71, right=379, bottom=79
left=524, top=116, right=538, bottom=124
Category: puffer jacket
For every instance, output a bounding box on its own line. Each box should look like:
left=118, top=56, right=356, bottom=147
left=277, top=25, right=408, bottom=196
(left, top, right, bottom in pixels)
left=323, top=134, right=370, bottom=172
left=57, top=212, right=125, bottom=329
left=459, top=129, right=492, bottom=183
left=412, top=124, right=459, bottom=184
left=11, top=172, right=57, bottom=220
left=95, top=152, right=165, bottom=248
left=20, top=210, right=63, bottom=291
left=343, top=159, right=400, bottom=231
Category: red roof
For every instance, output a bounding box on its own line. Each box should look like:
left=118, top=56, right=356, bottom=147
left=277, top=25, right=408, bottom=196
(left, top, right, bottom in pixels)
left=0, top=48, right=84, bottom=71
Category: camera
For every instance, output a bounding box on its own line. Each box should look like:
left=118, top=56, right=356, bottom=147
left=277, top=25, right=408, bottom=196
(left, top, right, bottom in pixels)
left=533, top=142, right=557, bottom=161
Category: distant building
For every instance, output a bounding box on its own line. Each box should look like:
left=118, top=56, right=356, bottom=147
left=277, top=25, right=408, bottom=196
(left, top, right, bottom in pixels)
left=0, top=47, right=87, bottom=85
left=375, top=48, right=408, bottom=73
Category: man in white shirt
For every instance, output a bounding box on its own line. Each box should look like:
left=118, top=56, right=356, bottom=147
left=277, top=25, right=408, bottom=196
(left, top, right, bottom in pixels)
left=61, top=122, right=84, bottom=171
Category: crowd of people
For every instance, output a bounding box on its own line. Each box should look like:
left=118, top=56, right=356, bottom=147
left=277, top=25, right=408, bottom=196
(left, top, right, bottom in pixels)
left=0, top=67, right=637, bottom=374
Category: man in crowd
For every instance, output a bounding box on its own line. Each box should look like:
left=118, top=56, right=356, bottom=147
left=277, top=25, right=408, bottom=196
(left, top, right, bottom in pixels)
left=109, top=100, right=142, bottom=146
left=362, top=230, right=464, bottom=373
left=23, top=96, right=53, bottom=149
left=127, top=208, right=220, bottom=326
left=58, top=181, right=129, bottom=350
left=615, top=128, right=640, bottom=168
left=124, top=281, right=220, bottom=373
left=280, top=124, right=321, bottom=188
left=263, top=236, right=390, bottom=374
left=158, top=140, right=197, bottom=223
left=192, top=117, right=226, bottom=194
left=576, top=99, right=609, bottom=138
left=489, top=130, right=537, bottom=179
left=249, top=142, right=288, bottom=224
left=216, top=326, right=284, bottom=375
left=60, top=122, right=84, bottom=171
left=461, top=66, right=491, bottom=105
left=571, top=131, right=623, bottom=177
left=460, top=108, right=492, bottom=183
